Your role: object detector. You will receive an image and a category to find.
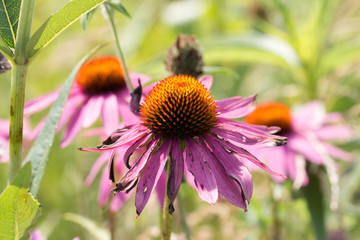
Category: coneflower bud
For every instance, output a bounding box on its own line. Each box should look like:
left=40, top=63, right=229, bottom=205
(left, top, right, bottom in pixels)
left=165, top=34, right=204, bottom=78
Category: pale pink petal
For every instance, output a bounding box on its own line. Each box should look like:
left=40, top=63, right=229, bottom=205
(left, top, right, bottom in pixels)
left=30, top=230, right=44, bottom=240
left=204, top=136, right=253, bottom=203
left=216, top=95, right=256, bottom=119
left=322, top=112, right=344, bottom=124
left=102, top=93, right=120, bottom=135
left=58, top=93, right=87, bottom=130
left=323, top=143, right=353, bottom=161
left=155, top=171, right=167, bottom=209
left=314, top=125, right=353, bottom=140
left=130, top=72, right=152, bottom=87
left=61, top=105, right=86, bottom=147
left=117, top=95, right=139, bottom=124
left=110, top=192, right=131, bottom=212
left=292, top=101, right=325, bottom=130
left=82, top=95, right=104, bottom=128
left=184, top=163, right=196, bottom=189
left=84, top=151, right=111, bottom=186
left=185, top=138, right=218, bottom=204
left=98, top=166, right=112, bottom=207
left=167, top=138, right=184, bottom=202
left=199, top=75, right=213, bottom=90
left=135, top=140, right=171, bottom=215
left=24, top=89, right=60, bottom=115
left=287, top=133, right=323, bottom=164
left=200, top=140, right=247, bottom=210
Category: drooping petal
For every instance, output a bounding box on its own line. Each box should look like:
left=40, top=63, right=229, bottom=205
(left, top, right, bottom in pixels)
left=135, top=140, right=171, bottom=216
left=155, top=171, right=167, bottom=209
left=323, top=142, right=353, bottom=161
left=216, top=95, right=256, bottom=119
left=82, top=94, right=104, bottom=128
left=314, top=125, right=353, bottom=140
left=123, top=133, right=152, bottom=168
left=98, top=166, right=112, bottom=207
left=167, top=138, right=184, bottom=203
left=61, top=105, right=87, bottom=147
left=204, top=136, right=253, bottom=203
left=291, top=101, right=325, bottom=130
left=287, top=133, right=324, bottom=164
left=24, top=89, right=61, bottom=115
left=58, top=92, right=87, bottom=130
left=110, top=191, right=131, bottom=212
left=102, top=93, right=120, bottom=135
left=84, top=151, right=111, bottom=186
left=199, top=140, right=247, bottom=210
left=199, top=75, right=213, bottom=90
left=117, top=95, right=140, bottom=124
left=185, top=138, right=218, bottom=204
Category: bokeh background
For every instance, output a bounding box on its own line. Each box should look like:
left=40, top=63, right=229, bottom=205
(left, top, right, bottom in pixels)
left=1, top=0, right=360, bottom=239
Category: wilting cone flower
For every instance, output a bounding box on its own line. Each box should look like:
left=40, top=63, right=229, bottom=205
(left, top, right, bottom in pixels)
left=81, top=75, right=287, bottom=215
left=245, top=102, right=353, bottom=193
left=24, top=56, right=151, bottom=147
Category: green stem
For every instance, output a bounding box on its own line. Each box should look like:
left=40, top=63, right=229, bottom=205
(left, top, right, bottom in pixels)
left=104, top=5, right=133, bottom=91
left=161, top=163, right=173, bottom=240
left=8, top=0, right=36, bottom=183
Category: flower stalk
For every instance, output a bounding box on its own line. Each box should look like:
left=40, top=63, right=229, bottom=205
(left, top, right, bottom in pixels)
left=104, top=4, right=133, bottom=91
left=161, top=161, right=173, bottom=240
left=9, top=0, right=36, bottom=182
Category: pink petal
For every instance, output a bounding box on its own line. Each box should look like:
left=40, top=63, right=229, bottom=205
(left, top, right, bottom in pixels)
left=98, top=166, right=112, bottom=207
left=199, top=140, right=247, bottom=210
left=184, top=163, right=196, bottom=189
left=82, top=95, right=104, bottom=128
left=216, top=95, right=256, bottom=119
left=287, top=133, right=323, bottom=164
left=24, top=89, right=60, bottom=115
left=135, top=140, right=171, bottom=215
left=117, top=95, right=139, bottom=124
left=167, top=138, right=184, bottom=203
left=130, top=72, right=152, bottom=88
left=185, top=138, right=218, bottom=204
left=110, top=192, right=131, bottom=212
left=84, top=151, right=111, bottom=186
left=123, top=133, right=152, bottom=168
left=292, top=101, right=325, bottom=130
left=30, top=230, right=44, bottom=240
left=102, top=93, right=120, bottom=135
left=155, top=171, right=167, bottom=209
left=204, top=136, right=253, bottom=203
left=314, top=125, right=353, bottom=140
left=323, top=143, right=353, bottom=161
left=58, top=93, right=87, bottom=130
left=61, top=105, right=86, bottom=147
left=199, top=75, right=213, bottom=90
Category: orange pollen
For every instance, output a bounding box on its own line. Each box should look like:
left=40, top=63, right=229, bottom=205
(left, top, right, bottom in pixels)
left=140, top=75, right=218, bottom=137
left=75, top=56, right=126, bottom=95
left=245, top=103, right=292, bottom=132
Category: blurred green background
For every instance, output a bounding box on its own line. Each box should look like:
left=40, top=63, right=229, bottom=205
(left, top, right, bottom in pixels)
left=1, top=0, right=360, bottom=239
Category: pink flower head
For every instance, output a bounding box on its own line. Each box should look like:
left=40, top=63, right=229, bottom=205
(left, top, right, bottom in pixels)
left=81, top=75, right=286, bottom=216
left=245, top=102, right=353, bottom=187
left=24, top=56, right=151, bottom=147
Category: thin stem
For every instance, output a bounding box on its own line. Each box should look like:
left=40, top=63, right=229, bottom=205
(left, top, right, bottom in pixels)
left=161, top=163, right=173, bottom=240
left=104, top=5, right=133, bottom=91
left=8, top=0, right=36, bottom=183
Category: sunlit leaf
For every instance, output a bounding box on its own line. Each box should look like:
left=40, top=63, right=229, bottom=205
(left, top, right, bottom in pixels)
left=26, top=0, right=106, bottom=58
left=23, top=45, right=104, bottom=197
left=64, top=213, right=110, bottom=240
left=0, top=0, right=21, bottom=48
left=105, top=1, right=131, bottom=18
left=0, top=163, right=40, bottom=240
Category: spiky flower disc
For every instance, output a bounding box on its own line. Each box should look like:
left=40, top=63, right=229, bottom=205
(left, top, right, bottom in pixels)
left=140, top=75, right=218, bottom=137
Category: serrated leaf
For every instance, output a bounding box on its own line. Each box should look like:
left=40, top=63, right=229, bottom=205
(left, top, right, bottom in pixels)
left=105, top=1, right=131, bottom=18
left=64, top=213, right=110, bottom=240
left=26, top=0, right=106, bottom=58
left=80, top=8, right=97, bottom=30
left=0, top=163, right=40, bottom=240
left=0, top=0, right=21, bottom=48
left=23, top=54, right=91, bottom=197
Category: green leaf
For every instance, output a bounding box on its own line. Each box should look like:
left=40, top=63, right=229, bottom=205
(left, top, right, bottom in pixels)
left=64, top=213, right=110, bottom=240
left=105, top=1, right=131, bottom=18
left=204, top=34, right=299, bottom=71
left=302, top=169, right=327, bottom=240
left=23, top=46, right=104, bottom=197
left=318, top=44, right=360, bottom=77
left=0, top=163, right=40, bottom=240
left=26, top=0, right=106, bottom=58
left=0, top=0, right=21, bottom=48
left=0, top=38, right=13, bottom=58
left=80, top=8, right=97, bottom=30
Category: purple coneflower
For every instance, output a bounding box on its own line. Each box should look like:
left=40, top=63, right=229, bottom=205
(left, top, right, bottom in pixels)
left=81, top=75, right=287, bottom=215
left=245, top=102, right=353, bottom=188
left=24, top=56, right=150, bottom=147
